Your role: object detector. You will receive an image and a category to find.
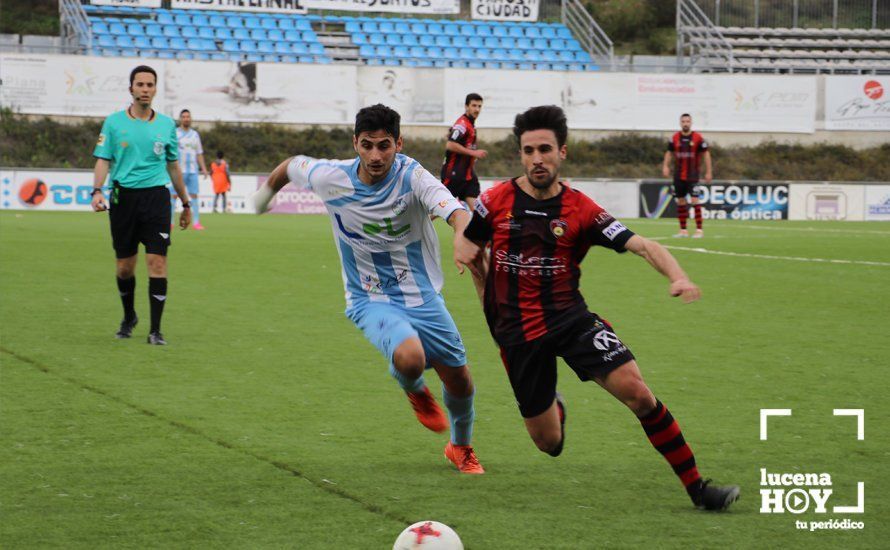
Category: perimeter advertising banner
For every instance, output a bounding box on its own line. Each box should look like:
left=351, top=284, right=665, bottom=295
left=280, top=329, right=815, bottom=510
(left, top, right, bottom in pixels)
left=864, top=185, right=890, bottom=221
left=788, top=183, right=866, bottom=221
left=639, top=181, right=789, bottom=220
left=170, top=0, right=308, bottom=13
left=171, top=0, right=458, bottom=14
left=824, top=77, right=890, bottom=131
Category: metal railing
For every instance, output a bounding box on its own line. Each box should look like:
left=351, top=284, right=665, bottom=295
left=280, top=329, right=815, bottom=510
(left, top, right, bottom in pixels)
left=695, top=0, right=889, bottom=29
left=677, top=0, right=734, bottom=72
left=61, top=0, right=91, bottom=52
left=561, top=0, right=613, bottom=68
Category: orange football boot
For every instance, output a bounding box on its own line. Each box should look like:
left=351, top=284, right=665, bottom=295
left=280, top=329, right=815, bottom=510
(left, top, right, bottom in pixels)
left=444, top=441, right=485, bottom=474
left=407, top=387, right=448, bottom=433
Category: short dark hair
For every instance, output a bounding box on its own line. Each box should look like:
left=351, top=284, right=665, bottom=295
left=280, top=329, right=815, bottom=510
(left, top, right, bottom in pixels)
left=513, top=105, right=568, bottom=147
left=354, top=104, right=400, bottom=140
left=216, top=150, right=224, bottom=159
left=129, top=65, right=157, bottom=87
left=465, top=93, right=483, bottom=105
left=680, top=113, right=692, bottom=119
left=179, top=109, right=191, bottom=116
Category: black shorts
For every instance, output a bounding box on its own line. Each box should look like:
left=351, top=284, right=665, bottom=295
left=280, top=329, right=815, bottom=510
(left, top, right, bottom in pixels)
left=108, top=184, right=172, bottom=259
left=499, top=312, right=635, bottom=418
left=673, top=179, right=702, bottom=198
left=442, top=174, right=480, bottom=201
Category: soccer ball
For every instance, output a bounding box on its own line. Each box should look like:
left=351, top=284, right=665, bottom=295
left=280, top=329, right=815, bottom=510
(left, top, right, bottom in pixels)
left=393, top=520, right=463, bottom=550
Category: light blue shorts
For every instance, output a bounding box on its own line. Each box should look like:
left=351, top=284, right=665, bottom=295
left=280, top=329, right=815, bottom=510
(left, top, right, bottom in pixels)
left=347, top=295, right=467, bottom=369
left=183, top=173, right=200, bottom=195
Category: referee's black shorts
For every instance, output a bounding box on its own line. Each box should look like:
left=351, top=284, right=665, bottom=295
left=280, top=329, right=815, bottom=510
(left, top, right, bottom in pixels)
left=442, top=175, right=481, bottom=202
left=108, top=184, right=172, bottom=259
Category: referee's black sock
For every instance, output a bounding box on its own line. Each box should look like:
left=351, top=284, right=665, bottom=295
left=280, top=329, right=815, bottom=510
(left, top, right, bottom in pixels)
left=148, top=277, right=167, bottom=333
left=117, top=276, right=136, bottom=321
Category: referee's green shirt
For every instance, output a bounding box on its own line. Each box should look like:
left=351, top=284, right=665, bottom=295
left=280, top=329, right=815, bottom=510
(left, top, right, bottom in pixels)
left=93, top=109, right=178, bottom=189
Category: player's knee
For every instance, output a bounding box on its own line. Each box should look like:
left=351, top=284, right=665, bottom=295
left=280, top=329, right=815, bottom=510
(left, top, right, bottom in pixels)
left=392, top=340, right=425, bottom=379
left=531, top=431, right=563, bottom=454
left=146, top=255, right=167, bottom=277
left=623, top=384, right=657, bottom=416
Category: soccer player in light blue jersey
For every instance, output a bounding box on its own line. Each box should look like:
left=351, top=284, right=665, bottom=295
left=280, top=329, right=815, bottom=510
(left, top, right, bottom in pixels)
left=252, top=105, right=484, bottom=474
left=176, top=109, right=209, bottom=230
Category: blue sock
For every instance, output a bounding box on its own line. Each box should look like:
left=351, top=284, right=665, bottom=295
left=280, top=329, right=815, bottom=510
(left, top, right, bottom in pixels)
left=192, top=197, right=200, bottom=224
left=389, top=364, right=425, bottom=393
left=443, top=387, right=475, bottom=446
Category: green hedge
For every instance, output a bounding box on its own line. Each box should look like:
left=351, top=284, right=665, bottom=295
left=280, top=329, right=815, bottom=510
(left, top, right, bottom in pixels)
left=2, top=110, right=888, bottom=181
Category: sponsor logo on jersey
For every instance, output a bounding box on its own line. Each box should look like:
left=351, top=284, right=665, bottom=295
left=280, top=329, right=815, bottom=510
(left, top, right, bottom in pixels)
left=603, top=220, right=627, bottom=241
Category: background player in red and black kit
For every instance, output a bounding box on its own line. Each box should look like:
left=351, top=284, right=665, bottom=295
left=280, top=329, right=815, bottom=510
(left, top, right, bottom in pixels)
left=662, top=113, right=712, bottom=238
left=441, top=93, right=487, bottom=212
left=454, top=105, right=738, bottom=511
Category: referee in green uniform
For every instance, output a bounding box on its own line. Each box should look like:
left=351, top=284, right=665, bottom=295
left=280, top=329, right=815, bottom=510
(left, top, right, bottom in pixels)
left=91, top=65, right=192, bottom=345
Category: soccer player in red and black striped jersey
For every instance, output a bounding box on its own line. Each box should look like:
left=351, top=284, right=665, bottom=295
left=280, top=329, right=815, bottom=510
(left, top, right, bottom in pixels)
left=662, top=113, right=712, bottom=238
left=455, top=106, right=738, bottom=511
left=441, top=93, right=487, bottom=212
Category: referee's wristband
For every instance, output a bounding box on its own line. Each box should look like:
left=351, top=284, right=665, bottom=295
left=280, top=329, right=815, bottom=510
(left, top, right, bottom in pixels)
left=182, top=202, right=191, bottom=209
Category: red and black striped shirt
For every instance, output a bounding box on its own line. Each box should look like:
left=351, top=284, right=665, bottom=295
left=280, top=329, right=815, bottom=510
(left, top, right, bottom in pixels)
left=441, top=114, right=477, bottom=185
left=667, top=131, right=708, bottom=182
left=464, top=179, right=635, bottom=346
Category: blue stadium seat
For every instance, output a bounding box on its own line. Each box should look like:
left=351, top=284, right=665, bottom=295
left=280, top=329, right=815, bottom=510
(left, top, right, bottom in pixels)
left=383, top=58, right=400, bottom=66
left=233, top=28, right=250, bottom=40
left=524, top=49, right=542, bottom=61
left=210, top=52, right=227, bottom=61
left=157, top=50, right=174, bottom=59
left=550, top=63, right=568, bottom=71
left=541, top=27, right=557, bottom=39
left=427, top=22, right=444, bottom=34
left=426, top=46, right=443, bottom=58
left=468, top=36, right=483, bottom=48
left=209, top=15, right=226, bottom=27
left=239, top=40, right=258, bottom=53
left=134, top=36, right=152, bottom=49
left=459, top=49, right=474, bottom=60
left=411, top=23, right=426, bottom=34
left=550, top=38, right=566, bottom=50
left=226, top=16, right=245, bottom=28
left=267, top=29, right=284, bottom=41
left=92, top=21, right=109, bottom=34
left=379, top=21, right=395, bottom=33
left=416, top=59, right=434, bottom=67
left=242, top=53, right=261, bottom=62
left=295, top=19, right=313, bottom=31
left=192, top=14, right=210, bottom=27
left=557, top=27, right=573, bottom=39
left=142, top=24, right=162, bottom=37
left=557, top=50, right=574, bottom=62
left=189, top=38, right=214, bottom=51
left=309, top=43, right=325, bottom=54
left=214, top=27, right=232, bottom=39
left=278, top=18, right=296, bottom=31
left=176, top=51, right=194, bottom=60
left=262, top=18, right=278, bottom=29
left=244, top=17, right=262, bottom=29
left=193, top=52, right=210, bottom=60
left=359, top=44, right=376, bottom=58
left=126, top=23, right=145, bottom=36
left=525, top=27, right=541, bottom=38
left=257, top=41, right=275, bottom=54
left=227, top=53, right=242, bottom=62
left=513, top=37, right=530, bottom=49
left=435, top=35, right=450, bottom=47
left=302, top=30, right=317, bottom=41
left=162, top=26, right=178, bottom=38
left=150, top=37, right=168, bottom=50
left=367, top=58, right=383, bottom=66
left=369, top=34, right=385, bottom=45
left=566, top=39, right=581, bottom=49
left=280, top=54, right=298, bottom=63
left=291, top=42, right=309, bottom=55
left=221, top=39, right=239, bottom=52
left=476, top=24, right=493, bottom=37
left=345, top=21, right=361, bottom=33
left=501, top=61, right=518, bottom=70
left=362, top=21, right=379, bottom=33
left=249, top=29, right=267, bottom=41
left=567, top=62, right=583, bottom=71
left=404, top=34, right=419, bottom=46
left=492, top=25, right=508, bottom=38
left=169, top=37, right=187, bottom=50
left=419, top=35, right=434, bottom=46
left=433, top=59, right=449, bottom=68
left=395, top=22, right=411, bottom=34
left=574, top=51, right=592, bottom=62
left=542, top=50, right=559, bottom=62
left=443, top=23, right=459, bottom=35
left=157, top=13, right=175, bottom=25
left=508, top=25, right=525, bottom=38
left=460, top=24, right=475, bottom=37
left=120, top=48, right=139, bottom=58
left=482, top=36, right=499, bottom=48
left=443, top=49, right=460, bottom=61
left=490, top=49, right=508, bottom=61
left=385, top=34, right=402, bottom=46
left=284, top=30, right=302, bottom=42
left=507, top=49, right=524, bottom=61
left=182, top=26, right=199, bottom=39
left=174, top=14, right=190, bottom=26
left=274, top=42, right=291, bottom=54
left=198, top=27, right=215, bottom=39
left=352, top=33, right=367, bottom=45
left=316, top=56, right=332, bottom=64
left=374, top=45, right=393, bottom=58
left=97, top=35, right=116, bottom=48
left=468, top=61, right=484, bottom=68
left=115, top=35, right=135, bottom=48
left=109, top=23, right=127, bottom=35
left=99, top=48, right=120, bottom=57
left=408, top=45, right=426, bottom=58
left=403, top=58, right=418, bottom=67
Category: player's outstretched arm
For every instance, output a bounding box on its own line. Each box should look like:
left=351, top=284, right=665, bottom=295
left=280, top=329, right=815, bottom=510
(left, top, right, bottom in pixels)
left=251, top=156, right=294, bottom=214
left=624, top=235, right=700, bottom=303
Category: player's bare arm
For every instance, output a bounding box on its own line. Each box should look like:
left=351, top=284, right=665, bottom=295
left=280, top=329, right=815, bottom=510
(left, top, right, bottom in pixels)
left=251, top=156, right=294, bottom=213
left=446, top=141, right=487, bottom=159
left=198, top=153, right=209, bottom=178
left=703, top=150, right=713, bottom=183
left=624, top=234, right=700, bottom=303
left=661, top=151, right=672, bottom=178
left=167, top=161, right=192, bottom=229
left=91, top=158, right=110, bottom=212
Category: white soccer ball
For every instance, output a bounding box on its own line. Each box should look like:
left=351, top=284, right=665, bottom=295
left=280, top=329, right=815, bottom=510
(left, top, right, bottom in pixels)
left=393, top=520, right=463, bottom=550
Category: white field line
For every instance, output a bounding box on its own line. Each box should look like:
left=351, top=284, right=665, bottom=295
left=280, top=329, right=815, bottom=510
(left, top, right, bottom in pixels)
left=663, top=245, right=890, bottom=267
left=631, top=219, right=890, bottom=236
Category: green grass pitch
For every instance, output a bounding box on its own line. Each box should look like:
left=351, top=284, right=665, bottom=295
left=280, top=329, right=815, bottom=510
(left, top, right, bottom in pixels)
left=1, top=211, right=888, bottom=549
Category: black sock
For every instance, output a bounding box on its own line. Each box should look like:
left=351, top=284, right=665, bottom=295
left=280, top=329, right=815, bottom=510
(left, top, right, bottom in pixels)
left=148, top=277, right=167, bottom=333
left=117, top=276, right=136, bottom=321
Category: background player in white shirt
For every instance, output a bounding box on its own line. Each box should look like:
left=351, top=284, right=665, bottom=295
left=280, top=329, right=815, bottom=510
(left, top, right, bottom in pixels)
left=176, top=109, right=209, bottom=230
left=251, top=104, right=484, bottom=474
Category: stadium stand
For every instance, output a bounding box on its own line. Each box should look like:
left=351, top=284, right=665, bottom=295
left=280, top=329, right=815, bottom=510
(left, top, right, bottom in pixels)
left=677, top=0, right=890, bottom=74
left=76, top=3, right=599, bottom=71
